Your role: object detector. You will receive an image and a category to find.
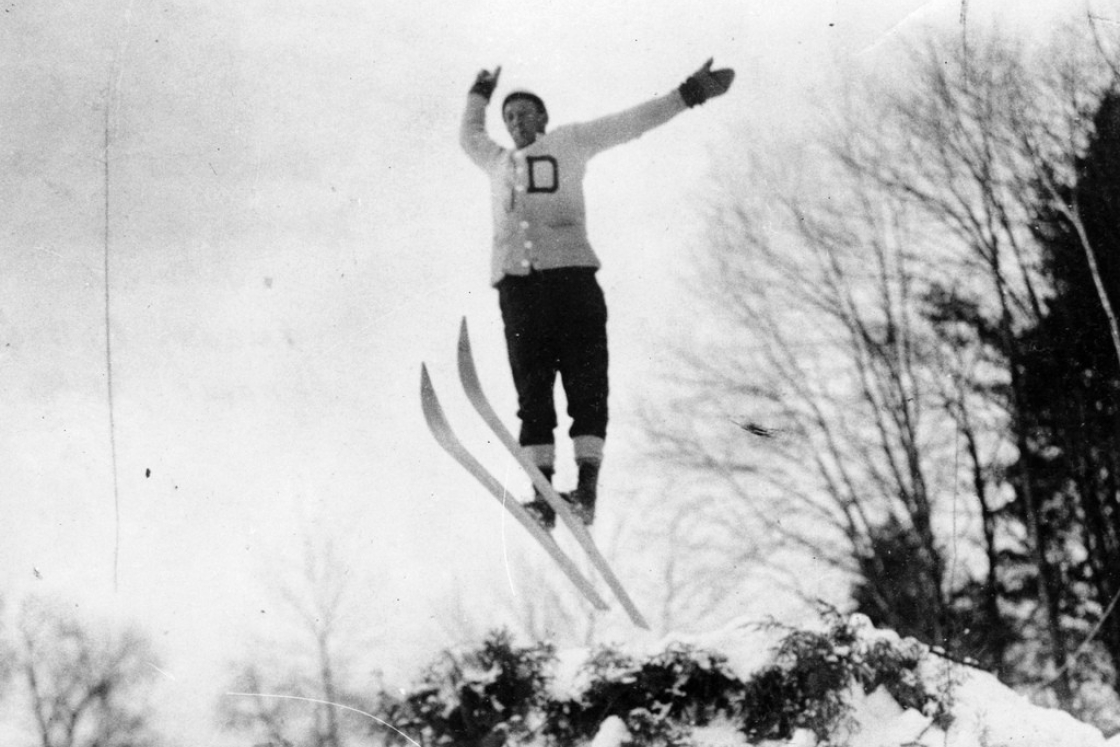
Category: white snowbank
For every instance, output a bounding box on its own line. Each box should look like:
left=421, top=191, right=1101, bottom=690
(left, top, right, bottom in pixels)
left=575, top=615, right=1115, bottom=747
left=838, top=668, right=1106, bottom=747
left=591, top=716, right=632, bottom=747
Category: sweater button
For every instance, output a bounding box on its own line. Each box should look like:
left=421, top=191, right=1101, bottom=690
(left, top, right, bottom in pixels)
left=520, top=220, right=530, bottom=229
left=520, top=259, right=531, bottom=268
left=524, top=241, right=533, bottom=249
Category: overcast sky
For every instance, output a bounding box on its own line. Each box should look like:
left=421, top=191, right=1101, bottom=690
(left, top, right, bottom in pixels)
left=3, top=0, right=1117, bottom=742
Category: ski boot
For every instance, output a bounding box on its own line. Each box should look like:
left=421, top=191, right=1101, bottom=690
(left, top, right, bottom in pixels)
left=567, top=459, right=599, bottom=526
left=522, top=467, right=556, bottom=531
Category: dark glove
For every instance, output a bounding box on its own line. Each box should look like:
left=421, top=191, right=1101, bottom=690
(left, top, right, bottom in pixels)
left=678, top=58, right=735, bottom=107
left=470, top=66, right=502, bottom=100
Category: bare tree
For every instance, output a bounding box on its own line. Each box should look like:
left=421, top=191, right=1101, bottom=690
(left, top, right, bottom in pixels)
left=221, top=534, right=383, bottom=747
left=15, top=595, right=162, bottom=747
left=430, top=507, right=728, bottom=645
left=833, top=26, right=1120, bottom=705
left=648, top=148, right=967, bottom=641
left=645, top=22, right=1120, bottom=710
left=434, top=536, right=602, bottom=649
left=832, top=30, right=1066, bottom=682
left=0, top=595, right=13, bottom=697
left=640, top=497, right=745, bottom=634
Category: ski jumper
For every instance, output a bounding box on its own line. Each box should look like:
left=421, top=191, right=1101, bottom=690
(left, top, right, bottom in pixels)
left=460, top=88, right=688, bottom=467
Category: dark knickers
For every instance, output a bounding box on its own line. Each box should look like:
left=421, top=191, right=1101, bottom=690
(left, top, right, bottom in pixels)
left=497, top=268, right=609, bottom=448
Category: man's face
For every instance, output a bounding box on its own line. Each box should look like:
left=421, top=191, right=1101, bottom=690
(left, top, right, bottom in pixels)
left=503, top=98, right=547, bottom=149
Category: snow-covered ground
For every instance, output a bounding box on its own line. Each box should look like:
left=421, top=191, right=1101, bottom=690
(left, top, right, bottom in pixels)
left=566, top=615, right=1120, bottom=747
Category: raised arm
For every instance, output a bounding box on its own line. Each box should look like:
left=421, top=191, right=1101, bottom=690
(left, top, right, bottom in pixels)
left=570, top=58, right=735, bottom=154
left=460, top=67, right=505, bottom=169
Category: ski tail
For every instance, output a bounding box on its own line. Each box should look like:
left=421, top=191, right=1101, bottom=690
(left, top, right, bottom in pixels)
left=420, top=364, right=610, bottom=611
left=456, top=319, right=650, bottom=630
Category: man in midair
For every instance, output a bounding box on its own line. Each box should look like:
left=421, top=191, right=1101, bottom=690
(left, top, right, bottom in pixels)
left=460, top=59, right=734, bottom=529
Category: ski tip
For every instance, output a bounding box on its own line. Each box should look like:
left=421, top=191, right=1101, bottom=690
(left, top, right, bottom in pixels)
left=419, top=364, right=445, bottom=431
left=457, top=320, right=475, bottom=370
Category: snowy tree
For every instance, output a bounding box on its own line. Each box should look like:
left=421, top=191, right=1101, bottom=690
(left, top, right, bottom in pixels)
left=1009, top=85, right=1120, bottom=706
left=380, top=613, right=1117, bottom=747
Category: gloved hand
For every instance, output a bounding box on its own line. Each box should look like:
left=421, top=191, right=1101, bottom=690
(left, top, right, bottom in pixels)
left=470, top=66, right=502, bottom=100
left=678, top=58, right=735, bottom=107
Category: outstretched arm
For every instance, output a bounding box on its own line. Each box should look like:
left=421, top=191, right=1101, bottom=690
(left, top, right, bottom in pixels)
left=460, top=66, right=504, bottom=169
left=572, top=58, right=736, bottom=153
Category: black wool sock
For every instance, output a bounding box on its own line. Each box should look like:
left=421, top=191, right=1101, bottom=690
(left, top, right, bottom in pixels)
left=576, top=460, right=599, bottom=498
